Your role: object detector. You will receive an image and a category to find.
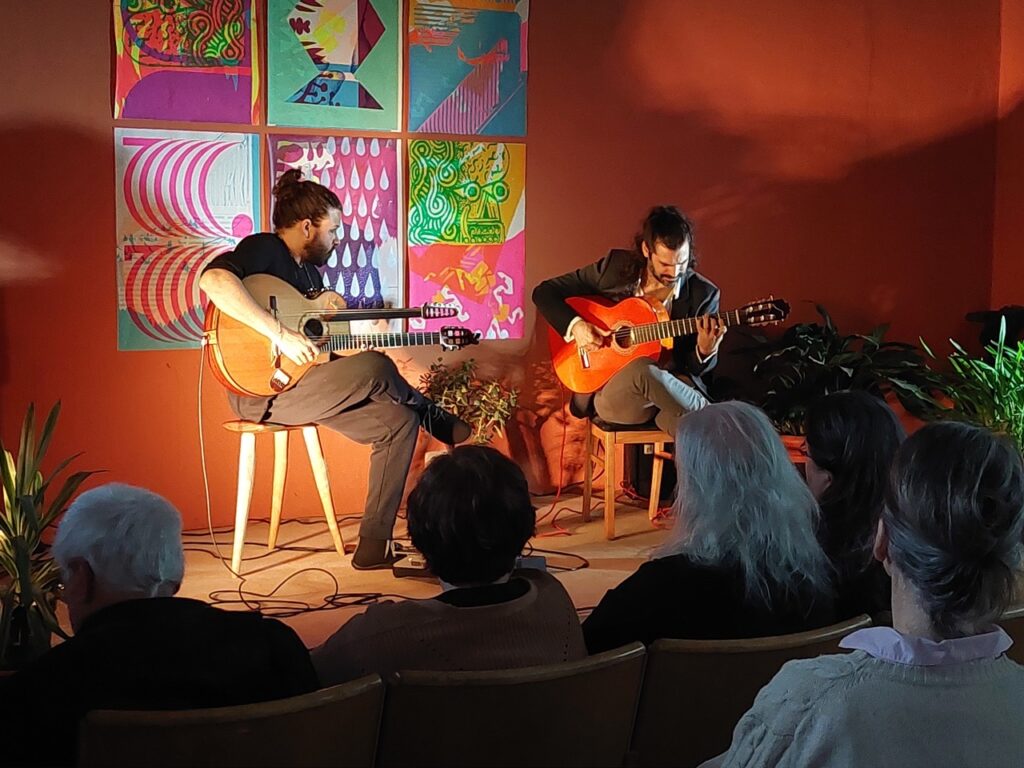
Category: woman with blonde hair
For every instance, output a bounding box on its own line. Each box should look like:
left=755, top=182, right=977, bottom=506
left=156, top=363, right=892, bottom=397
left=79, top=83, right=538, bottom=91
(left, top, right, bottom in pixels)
left=583, top=401, right=834, bottom=653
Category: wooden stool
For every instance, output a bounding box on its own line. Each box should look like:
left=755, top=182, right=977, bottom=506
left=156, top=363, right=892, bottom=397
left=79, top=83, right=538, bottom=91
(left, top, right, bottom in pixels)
left=582, top=418, right=673, bottom=540
left=222, top=421, right=346, bottom=574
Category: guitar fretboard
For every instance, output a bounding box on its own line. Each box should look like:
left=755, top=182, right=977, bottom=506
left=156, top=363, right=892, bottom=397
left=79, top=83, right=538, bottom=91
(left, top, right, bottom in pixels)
left=323, top=332, right=449, bottom=352
left=626, top=311, right=747, bottom=344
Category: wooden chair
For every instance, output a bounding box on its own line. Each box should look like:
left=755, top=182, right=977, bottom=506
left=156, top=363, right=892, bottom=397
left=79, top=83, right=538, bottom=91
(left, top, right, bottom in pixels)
left=583, top=417, right=673, bottom=540
left=223, top=420, right=346, bottom=574
left=631, top=614, right=873, bottom=768
left=999, top=604, right=1024, bottom=665
left=78, top=675, right=384, bottom=768
left=376, top=642, right=647, bottom=768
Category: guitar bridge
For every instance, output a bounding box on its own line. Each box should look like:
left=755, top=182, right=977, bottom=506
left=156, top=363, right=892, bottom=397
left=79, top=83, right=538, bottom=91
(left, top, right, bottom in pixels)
left=578, top=346, right=591, bottom=369
left=269, top=369, right=291, bottom=392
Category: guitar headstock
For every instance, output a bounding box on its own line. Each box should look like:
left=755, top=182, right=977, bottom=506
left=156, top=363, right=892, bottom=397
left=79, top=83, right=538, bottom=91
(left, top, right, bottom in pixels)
left=421, top=303, right=459, bottom=320
left=738, top=296, right=791, bottom=327
left=439, top=326, right=480, bottom=351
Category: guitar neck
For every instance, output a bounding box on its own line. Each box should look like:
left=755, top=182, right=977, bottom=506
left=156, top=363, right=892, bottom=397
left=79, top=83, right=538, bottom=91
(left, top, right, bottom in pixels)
left=324, top=332, right=446, bottom=352
left=630, top=310, right=748, bottom=344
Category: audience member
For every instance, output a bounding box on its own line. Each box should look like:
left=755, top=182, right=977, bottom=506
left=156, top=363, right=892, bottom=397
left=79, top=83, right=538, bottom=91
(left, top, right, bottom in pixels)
left=0, top=483, right=317, bottom=767
left=710, top=422, right=1024, bottom=768
left=313, top=446, right=586, bottom=685
left=583, top=401, right=834, bottom=654
left=804, top=390, right=904, bottom=617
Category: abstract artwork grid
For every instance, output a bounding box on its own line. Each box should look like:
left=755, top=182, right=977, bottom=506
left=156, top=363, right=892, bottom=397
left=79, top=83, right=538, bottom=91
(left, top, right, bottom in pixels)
left=269, top=134, right=402, bottom=330
left=408, top=0, right=528, bottom=136
left=267, top=0, right=400, bottom=131
left=408, top=140, right=525, bottom=339
left=115, top=128, right=260, bottom=350
left=114, top=0, right=260, bottom=123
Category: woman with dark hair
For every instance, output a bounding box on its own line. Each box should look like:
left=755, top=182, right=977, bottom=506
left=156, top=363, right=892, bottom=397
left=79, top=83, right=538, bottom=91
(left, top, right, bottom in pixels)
left=200, top=170, right=471, bottom=570
left=710, top=422, right=1024, bottom=768
left=582, top=401, right=835, bottom=654
left=804, top=390, right=905, bottom=617
left=312, top=446, right=585, bottom=685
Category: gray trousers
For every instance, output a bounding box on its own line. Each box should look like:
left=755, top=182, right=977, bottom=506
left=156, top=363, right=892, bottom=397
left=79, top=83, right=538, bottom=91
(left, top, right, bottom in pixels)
left=228, top=351, right=421, bottom=540
left=593, top=358, right=709, bottom=435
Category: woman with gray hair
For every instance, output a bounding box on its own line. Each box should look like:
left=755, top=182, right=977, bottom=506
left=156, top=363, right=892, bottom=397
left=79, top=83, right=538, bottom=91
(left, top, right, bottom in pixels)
left=1, top=483, right=318, bottom=767
left=710, top=422, right=1024, bottom=768
left=582, top=401, right=835, bottom=654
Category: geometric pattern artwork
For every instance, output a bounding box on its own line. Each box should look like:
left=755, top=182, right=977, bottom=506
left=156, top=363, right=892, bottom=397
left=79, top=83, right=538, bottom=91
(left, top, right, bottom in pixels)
left=115, top=129, right=260, bottom=350
left=113, top=0, right=260, bottom=123
left=269, top=134, right=402, bottom=331
left=267, top=0, right=400, bottom=131
left=407, top=140, right=525, bottom=339
left=409, top=0, right=527, bottom=136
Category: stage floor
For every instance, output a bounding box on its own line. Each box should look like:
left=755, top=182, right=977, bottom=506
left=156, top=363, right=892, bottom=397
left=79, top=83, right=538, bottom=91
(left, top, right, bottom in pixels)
left=175, top=491, right=670, bottom=649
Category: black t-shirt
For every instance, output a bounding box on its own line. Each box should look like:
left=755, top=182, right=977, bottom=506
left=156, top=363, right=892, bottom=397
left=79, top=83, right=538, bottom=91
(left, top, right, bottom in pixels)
left=581, top=553, right=836, bottom=654
left=203, top=233, right=323, bottom=296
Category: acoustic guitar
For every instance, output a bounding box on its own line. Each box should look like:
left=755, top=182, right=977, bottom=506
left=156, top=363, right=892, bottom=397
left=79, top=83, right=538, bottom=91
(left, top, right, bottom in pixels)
left=204, top=274, right=478, bottom=397
left=547, top=295, right=790, bottom=393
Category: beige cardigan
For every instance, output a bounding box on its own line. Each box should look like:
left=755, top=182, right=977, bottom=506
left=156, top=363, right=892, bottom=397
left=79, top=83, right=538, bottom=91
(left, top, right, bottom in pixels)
left=312, top=569, right=586, bottom=685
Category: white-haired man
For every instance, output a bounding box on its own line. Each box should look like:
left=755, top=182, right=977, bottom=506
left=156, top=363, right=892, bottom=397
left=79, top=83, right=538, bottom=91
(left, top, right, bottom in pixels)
left=0, top=483, right=318, bottom=767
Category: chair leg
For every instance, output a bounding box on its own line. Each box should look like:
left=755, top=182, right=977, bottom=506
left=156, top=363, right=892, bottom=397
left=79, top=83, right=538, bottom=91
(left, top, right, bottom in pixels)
left=301, top=426, right=346, bottom=558
left=648, top=442, right=666, bottom=523
left=582, top=426, right=594, bottom=522
left=268, top=430, right=289, bottom=551
left=231, top=432, right=257, bottom=575
left=604, top=432, right=617, bottom=540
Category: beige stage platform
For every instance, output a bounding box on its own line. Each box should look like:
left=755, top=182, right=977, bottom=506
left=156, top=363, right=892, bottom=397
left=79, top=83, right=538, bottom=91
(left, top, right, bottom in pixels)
left=176, top=492, right=670, bottom=649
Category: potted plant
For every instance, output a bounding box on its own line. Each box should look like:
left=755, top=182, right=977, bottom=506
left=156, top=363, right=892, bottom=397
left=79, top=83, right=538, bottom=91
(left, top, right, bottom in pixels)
left=1, top=402, right=97, bottom=669
left=923, top=318, right=1024, bottom=450
left=418, top=358, right=519, bottom=447
left=735, top=305, right=946, bottom=457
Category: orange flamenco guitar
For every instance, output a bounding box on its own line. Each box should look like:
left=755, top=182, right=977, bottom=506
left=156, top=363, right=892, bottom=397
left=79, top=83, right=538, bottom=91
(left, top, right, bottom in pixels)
left=547, top=295, right=790, bottom=393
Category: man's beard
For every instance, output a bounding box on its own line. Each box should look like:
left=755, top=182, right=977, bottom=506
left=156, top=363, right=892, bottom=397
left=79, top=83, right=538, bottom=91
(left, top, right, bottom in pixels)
left=303, top=242, right=333, bottom=267
left=649, top=262, right=680, bottom=287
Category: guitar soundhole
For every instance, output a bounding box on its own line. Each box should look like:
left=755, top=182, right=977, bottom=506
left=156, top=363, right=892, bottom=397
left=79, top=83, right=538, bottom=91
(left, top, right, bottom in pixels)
left=611, top=327, right=632, bottom=351
left=302, top=319, right=324, bottom=339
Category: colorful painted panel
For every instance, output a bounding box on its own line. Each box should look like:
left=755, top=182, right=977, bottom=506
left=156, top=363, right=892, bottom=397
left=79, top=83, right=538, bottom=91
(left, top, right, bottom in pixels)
left=409, top=0, right=528, bottom=136
left=115, top=129, right=260, bottom=350
left=269, top=134, right=402, bottom=331
left=114, top=0, right=259, bottom=123
left=408, top=140, right=525, bottom=339
left=267, top=0, right=400, bottom=131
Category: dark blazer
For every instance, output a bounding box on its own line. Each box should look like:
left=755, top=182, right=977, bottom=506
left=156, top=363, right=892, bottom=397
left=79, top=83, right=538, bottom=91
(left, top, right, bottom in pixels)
left=0, top=597, right=318, bottom=767
left=532, top=249, right=721, bottom=404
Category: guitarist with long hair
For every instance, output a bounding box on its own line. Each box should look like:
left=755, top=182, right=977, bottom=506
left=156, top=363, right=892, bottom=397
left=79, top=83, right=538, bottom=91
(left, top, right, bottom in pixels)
left=200, top=170, right=471, bottom=570
left=533, top=206, right=725, bottom=435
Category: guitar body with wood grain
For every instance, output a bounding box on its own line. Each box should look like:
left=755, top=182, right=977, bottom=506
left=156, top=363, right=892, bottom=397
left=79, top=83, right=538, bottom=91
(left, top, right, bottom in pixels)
left=204, top=274, right=476, bottom=397
left=547, top=295, right=790, bottom=393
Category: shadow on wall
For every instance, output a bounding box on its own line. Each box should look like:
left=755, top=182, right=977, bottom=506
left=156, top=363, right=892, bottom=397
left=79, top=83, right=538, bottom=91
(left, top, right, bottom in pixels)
left=0, top=121, right=111, bottom=393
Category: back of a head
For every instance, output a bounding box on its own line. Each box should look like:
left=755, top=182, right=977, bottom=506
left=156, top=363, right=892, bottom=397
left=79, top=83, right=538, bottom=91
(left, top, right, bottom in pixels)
left=806, top=390, right=906, bottom=552
left=52, top=483, right=184, bottom=597
left=884, top=422, right=1024, bottom=637
left=271, top=168, right=341, bottom=230
left=663, top=401, right=829, bottom=601
left=407, top=446, right=535, bottom=585
left=635, top=205, right=695, bottom=256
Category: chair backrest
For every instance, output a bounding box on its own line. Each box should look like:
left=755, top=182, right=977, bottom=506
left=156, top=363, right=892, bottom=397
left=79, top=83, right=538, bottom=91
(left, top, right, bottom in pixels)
left=632, top=614, right=872, bottom=768
left=376, top=643, right=647, bottom=768
left=999, top=604, right=1024, bottom=665
left=78, top=675, right=384, bottom=768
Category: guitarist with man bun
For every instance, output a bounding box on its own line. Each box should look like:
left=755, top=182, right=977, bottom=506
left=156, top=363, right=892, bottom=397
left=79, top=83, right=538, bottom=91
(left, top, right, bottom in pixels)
left=533, top=206, right=725, bottom=436
left=200, top=170, right=471, bottom=570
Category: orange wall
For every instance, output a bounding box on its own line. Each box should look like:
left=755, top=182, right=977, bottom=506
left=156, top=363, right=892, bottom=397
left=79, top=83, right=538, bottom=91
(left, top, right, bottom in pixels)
left=0, top=0, right=1004, bottom=529
left=994, top=0, right=1024, bottom=307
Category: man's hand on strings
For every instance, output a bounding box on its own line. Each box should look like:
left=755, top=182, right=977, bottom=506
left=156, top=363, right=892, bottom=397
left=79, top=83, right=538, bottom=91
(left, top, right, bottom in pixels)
left=696, top=315, right=726, bottom=358
left=276, top=326, right=321, bottom=365
left=572, top=321, right=610, bottom=353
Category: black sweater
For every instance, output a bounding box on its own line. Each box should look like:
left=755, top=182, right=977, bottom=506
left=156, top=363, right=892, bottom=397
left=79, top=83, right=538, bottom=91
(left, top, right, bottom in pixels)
left=582, top=554, right=836, bottom=654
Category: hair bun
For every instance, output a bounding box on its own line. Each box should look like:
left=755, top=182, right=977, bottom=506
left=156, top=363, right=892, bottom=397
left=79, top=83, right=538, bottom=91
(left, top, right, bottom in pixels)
left=272, top=168, right=305, bottom=199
